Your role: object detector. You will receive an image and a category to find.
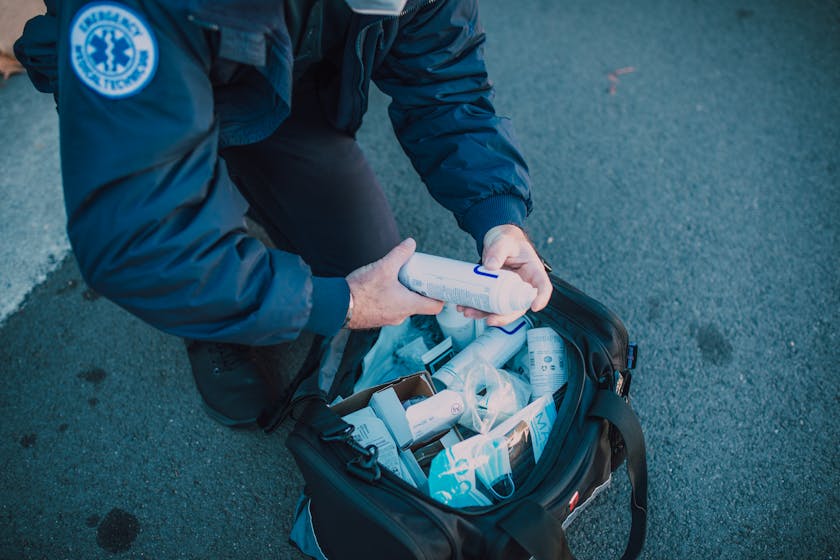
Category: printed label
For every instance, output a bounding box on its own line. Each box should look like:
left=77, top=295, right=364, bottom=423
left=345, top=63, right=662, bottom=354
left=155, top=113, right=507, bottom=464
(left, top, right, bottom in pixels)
left=69, top=3, right=158, bottom=98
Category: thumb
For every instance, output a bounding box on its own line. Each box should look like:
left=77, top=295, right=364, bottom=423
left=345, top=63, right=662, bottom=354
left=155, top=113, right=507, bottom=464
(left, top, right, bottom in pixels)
left=482, top=235, right=517, bottom=270
left=381, top=237, right=417, bottom=273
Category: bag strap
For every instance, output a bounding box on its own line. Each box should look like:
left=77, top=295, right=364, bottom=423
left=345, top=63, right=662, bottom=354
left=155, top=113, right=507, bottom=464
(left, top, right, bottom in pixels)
left=499, top=390, right=647, bottom=560
left=259, top=328, right=382, bottom=432
left=590, top=391, right=648, bottom=559
left=258, top=334, right=327, bottom=432
left=499, top=499, right=575, bottom=560
left=296, top=398, right=383, bottom=482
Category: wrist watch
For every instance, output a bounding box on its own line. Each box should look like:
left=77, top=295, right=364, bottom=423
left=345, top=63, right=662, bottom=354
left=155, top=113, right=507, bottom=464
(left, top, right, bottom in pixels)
left=342, top=291, right=354, bottom=329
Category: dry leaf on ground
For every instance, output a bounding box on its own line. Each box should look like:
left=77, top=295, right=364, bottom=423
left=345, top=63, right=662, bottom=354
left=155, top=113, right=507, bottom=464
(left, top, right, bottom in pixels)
left=0, top=52, right=24, bottom=80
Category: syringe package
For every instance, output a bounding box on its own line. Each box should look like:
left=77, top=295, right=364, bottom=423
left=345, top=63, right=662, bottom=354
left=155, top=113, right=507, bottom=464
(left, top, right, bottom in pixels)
left=264, top=271, right=648, bottom=560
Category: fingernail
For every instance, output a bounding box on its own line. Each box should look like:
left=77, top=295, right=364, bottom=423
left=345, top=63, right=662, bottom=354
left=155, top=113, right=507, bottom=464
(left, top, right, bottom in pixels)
left=485, top=257, right=501, bottom=269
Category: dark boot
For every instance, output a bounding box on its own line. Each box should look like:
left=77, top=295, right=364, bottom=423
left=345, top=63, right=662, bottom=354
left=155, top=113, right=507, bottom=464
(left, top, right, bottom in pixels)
left=184, top=339, right=274, bottom=428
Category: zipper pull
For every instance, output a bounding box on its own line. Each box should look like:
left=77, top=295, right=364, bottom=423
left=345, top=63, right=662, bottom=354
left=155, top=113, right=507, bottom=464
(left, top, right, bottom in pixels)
left=187, top=13, right=220, bottom=31
left=345, top=441, right=382, bottom=482
left=626, top=342, right=638, bottom=370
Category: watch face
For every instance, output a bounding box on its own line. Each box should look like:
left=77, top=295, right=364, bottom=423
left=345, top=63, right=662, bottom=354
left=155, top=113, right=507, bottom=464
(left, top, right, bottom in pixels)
left=344, top=0, right=408, bottom=16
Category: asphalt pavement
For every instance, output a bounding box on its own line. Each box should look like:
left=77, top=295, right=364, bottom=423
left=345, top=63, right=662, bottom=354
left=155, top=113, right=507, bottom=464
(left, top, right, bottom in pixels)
left=1, top=0, right=838, bottom=558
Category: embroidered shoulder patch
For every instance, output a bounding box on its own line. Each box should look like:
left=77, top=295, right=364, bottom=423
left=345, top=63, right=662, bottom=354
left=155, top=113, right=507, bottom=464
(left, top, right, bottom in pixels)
left=69, top=3, right=158, bottom=98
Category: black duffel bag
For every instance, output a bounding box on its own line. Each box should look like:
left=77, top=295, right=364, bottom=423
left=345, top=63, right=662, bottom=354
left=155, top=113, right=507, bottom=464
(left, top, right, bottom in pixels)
left=261, top=272, right=647, bottom=560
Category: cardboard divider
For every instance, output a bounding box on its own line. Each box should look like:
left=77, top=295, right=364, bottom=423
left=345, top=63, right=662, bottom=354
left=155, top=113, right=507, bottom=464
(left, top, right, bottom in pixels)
left=332, top=372, right=445, bottom=490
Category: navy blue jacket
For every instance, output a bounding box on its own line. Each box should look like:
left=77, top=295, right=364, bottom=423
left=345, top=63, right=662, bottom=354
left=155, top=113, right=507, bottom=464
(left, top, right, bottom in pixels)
left=16, top=0, right=532, bottom=344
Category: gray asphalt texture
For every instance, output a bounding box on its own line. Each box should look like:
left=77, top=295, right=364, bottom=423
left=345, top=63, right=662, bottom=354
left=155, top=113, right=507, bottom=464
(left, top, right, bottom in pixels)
left=1, top=0, right=839, bottom=558
left=0, top=69, right=67, bottom=323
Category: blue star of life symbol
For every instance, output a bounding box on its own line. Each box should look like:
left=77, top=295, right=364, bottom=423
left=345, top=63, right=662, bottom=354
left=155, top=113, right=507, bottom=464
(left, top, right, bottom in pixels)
left=88, top=28, right=134, bottom=75
left=70, top=3, right=158, bottom=98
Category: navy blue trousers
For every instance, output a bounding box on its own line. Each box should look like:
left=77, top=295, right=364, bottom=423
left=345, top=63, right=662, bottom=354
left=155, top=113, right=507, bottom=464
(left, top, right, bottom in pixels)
left=221, top=76, right=401, bottom=278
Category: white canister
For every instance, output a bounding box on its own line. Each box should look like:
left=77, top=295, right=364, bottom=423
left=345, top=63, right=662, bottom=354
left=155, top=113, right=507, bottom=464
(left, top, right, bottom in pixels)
left=527, top=327, right=568, bottom=398
left=405, top=390, right=465, bottom=443
left=436, top=303, right=476, bottom=352
left=398, top=252, right=537, bottom=315
left=432, top=316, right=532, bottom=391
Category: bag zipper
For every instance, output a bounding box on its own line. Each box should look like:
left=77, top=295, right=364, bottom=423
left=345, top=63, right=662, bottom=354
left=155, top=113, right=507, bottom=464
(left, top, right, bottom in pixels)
left=536, top=306, right=623, bottom=377
left=544, top=276, right=630, bottom=372
left=295, top=276, right=628, bottom=519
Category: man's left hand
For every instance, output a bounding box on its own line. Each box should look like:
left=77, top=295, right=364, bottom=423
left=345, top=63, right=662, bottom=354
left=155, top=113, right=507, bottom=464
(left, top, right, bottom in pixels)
left=457, top=224, right=553, bottom=326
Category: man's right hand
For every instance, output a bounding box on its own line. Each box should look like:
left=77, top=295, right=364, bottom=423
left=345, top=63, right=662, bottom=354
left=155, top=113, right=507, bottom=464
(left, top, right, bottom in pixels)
left=345, top=238, right=444, bottom=329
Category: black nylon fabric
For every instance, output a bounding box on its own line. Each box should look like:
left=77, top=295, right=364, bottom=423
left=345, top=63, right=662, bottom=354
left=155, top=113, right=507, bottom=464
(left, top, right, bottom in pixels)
left=533, top=275, right=629, bottom=381
left=498, top=500, right=574, bottom=560
left=283, top=273, right=646, bottom=560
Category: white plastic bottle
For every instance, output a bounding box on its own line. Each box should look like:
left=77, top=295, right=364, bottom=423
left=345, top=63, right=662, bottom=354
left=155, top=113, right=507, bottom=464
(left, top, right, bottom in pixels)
left=527, top=327, right=568, bottom=398
left=398, top=253, right=537, bottom=315
left=436, top=303, right=476, bottom=351
left=474, top=318, right=486, bottom=338
left=433, top=316, right=532, bottom=391
left=404, top=390, right=466, bottom=443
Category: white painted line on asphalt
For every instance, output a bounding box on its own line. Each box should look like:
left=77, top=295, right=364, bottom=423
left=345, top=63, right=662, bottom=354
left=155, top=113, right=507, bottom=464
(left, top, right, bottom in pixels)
left=0, top=76, right=70, bottom=326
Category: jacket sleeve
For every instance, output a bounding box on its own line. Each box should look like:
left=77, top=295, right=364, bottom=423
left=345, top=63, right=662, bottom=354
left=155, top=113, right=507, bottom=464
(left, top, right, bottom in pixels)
left=372, top=0, right=532, bottom=247
left=13, top=0, right=58, bottom=95
left=54, top=0, right=348, bottom=344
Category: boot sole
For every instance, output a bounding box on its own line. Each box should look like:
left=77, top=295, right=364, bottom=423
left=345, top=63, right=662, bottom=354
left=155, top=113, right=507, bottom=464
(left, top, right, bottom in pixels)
left=201, top=401, right=259, bottom=430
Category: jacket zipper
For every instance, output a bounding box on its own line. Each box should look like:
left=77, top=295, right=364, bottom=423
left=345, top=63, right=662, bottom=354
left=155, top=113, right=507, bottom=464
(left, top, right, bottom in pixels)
left=352, top=0, right=440, bottom=123
left=186, top=13, right=220, bottom=32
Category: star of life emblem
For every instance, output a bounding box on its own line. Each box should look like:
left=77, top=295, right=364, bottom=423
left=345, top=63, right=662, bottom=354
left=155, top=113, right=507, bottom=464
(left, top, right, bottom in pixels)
left=69, top=3, right=158, bottom=98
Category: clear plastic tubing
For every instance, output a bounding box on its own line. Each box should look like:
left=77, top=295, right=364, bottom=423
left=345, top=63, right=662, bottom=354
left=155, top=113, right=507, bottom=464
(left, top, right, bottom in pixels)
left=398, top=253, right=537, bottom=315
left=432, top=316, right=532, bottom=391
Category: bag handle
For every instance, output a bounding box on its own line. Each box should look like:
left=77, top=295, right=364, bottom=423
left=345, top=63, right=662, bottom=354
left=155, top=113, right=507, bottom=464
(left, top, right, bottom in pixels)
left=258, top=335, right=327, bottom=432
left=499, top=390, right=647, bottom=560
left=296, top=398, right=383, bottom=482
